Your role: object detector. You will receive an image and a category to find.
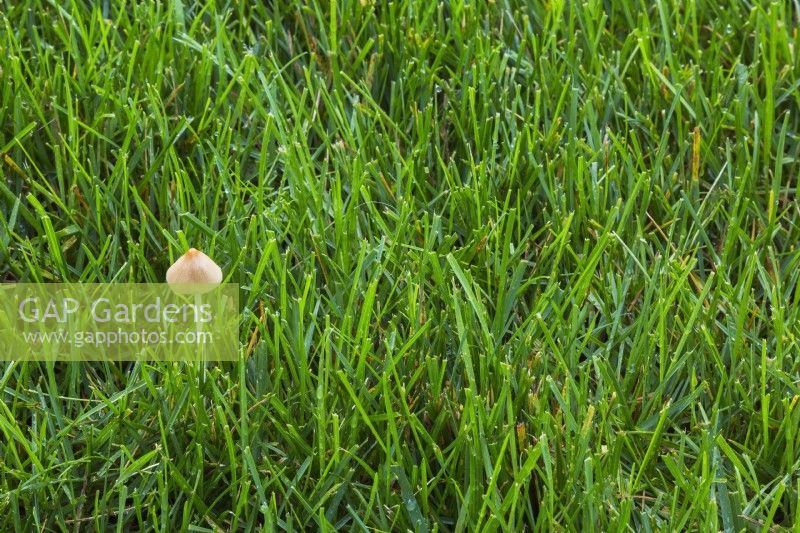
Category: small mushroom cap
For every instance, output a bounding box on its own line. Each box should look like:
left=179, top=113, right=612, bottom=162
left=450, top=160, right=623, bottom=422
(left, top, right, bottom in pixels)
left=166, top=248, right=223, bottom=291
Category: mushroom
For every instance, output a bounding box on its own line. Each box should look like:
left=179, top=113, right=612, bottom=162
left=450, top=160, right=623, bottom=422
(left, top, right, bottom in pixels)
left=166, top=248, right=223, bottom=293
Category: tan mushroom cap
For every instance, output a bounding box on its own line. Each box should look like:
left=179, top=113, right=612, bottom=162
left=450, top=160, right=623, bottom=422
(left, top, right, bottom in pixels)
left=166, top=248, right=223, bottom=291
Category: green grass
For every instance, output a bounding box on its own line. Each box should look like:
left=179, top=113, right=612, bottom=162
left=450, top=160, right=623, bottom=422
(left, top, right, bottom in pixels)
left=1, top=0, right=799, bottom=530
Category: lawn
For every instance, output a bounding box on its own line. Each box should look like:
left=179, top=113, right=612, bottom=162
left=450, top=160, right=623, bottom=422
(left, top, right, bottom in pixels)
left=1, top=0, right=800, bottom=531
